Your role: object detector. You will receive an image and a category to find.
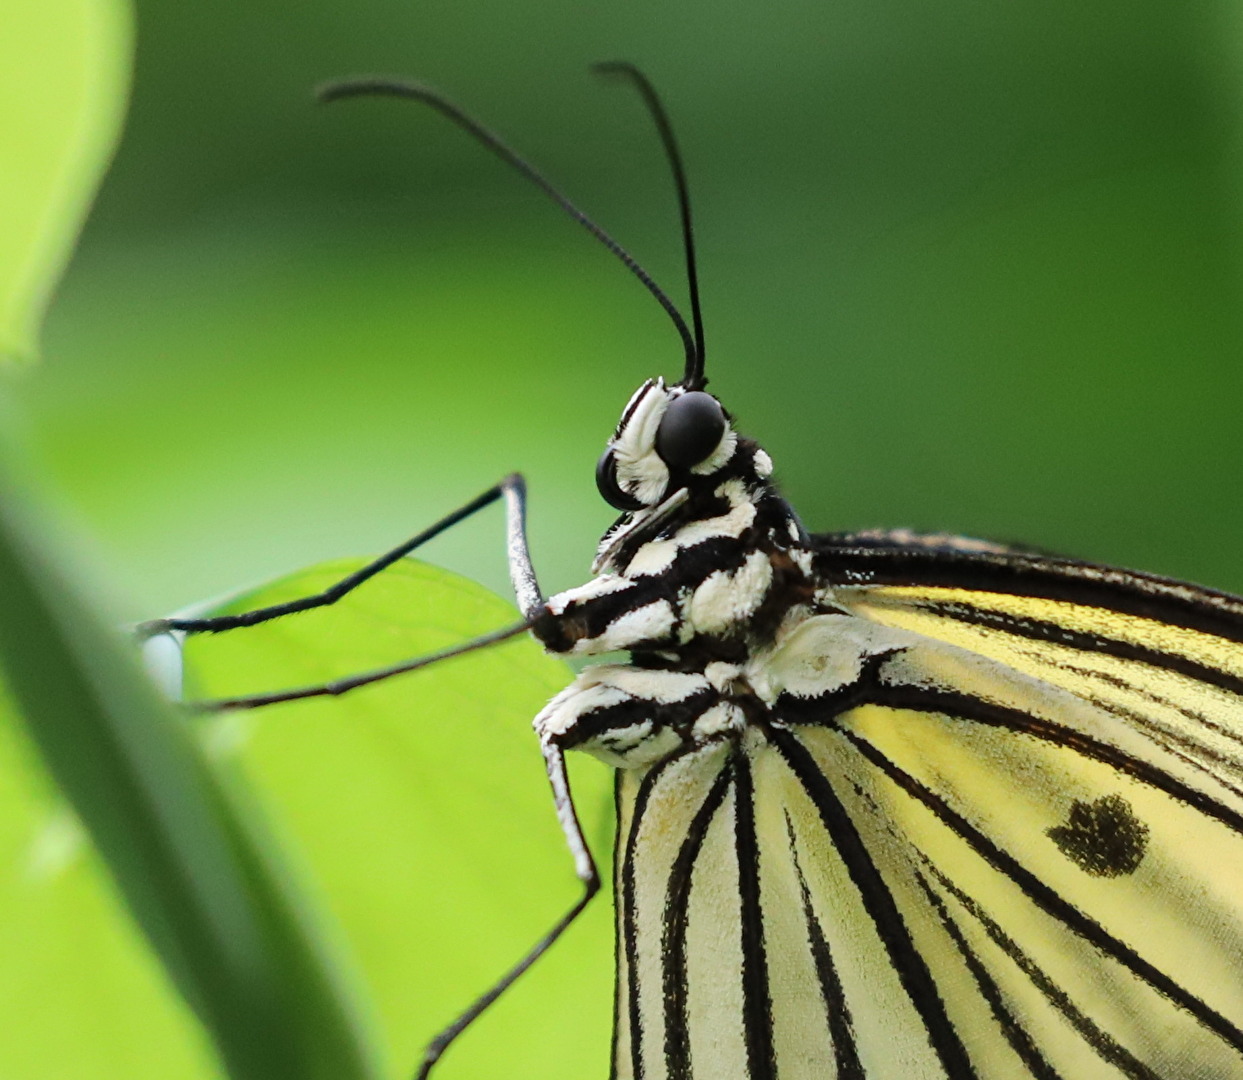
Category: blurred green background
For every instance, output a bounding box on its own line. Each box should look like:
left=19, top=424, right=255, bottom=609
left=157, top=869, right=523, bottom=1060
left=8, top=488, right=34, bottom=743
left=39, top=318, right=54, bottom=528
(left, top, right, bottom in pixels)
left=5, top=0, right=1243, bottom=1077
left=13, top=0, right=1243, bottom=623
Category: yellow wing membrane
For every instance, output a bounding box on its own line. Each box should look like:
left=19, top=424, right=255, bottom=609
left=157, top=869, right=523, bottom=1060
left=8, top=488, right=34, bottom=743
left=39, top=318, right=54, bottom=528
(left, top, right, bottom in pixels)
left=613, top=535, right=1243, bottom=1079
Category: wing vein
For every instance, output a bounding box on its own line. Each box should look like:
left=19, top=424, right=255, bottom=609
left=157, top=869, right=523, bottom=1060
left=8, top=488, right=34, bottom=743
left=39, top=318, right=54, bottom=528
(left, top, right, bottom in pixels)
left=734, top=753, right=776, bottom=1080
left=772, top=726, right=979, bottom=1079
left=661, top=760, right=735, bottom=1080
left=784, top=813, right=866, bottom=1079
left=843, top=726, right=1243, bottom=1052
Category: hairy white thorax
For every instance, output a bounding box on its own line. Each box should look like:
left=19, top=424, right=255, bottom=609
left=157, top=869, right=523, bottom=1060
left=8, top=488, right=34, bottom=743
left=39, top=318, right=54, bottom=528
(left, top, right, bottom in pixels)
left=532, top=375, right=821, bottom=766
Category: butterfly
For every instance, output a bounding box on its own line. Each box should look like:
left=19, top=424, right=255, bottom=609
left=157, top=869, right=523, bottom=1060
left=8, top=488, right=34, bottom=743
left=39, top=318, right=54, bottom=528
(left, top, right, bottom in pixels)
left=145, top=64, right=1243, bottom=1080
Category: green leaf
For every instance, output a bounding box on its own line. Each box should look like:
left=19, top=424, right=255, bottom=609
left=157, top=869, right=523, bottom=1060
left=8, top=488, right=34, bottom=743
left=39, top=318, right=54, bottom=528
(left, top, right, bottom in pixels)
left=0, top=0, right=131, bottom=365
left=0, top=462, right=380, bottom=1080
left=180, top=558, right=615, bottom=1079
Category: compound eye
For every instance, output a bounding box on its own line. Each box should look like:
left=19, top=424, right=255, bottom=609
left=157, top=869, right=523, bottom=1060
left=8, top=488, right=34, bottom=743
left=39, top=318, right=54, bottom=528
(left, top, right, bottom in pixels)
left=596, top=449, right=645, bottom=511
left=655, top=391, right=726, bottom=469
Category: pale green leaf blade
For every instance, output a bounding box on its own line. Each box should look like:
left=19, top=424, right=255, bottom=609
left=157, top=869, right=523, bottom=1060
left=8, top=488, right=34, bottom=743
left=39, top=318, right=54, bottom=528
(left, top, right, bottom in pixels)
left=0, top=0, right=131, bottom=365
left=182, top=558, right=616, bottom=1080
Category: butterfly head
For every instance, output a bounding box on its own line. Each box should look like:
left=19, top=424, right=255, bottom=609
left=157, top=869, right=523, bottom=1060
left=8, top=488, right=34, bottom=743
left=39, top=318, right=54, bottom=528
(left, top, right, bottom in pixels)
left=595, top=378, right=739, bottom=512
left=589, top=376, right=791, bottom=577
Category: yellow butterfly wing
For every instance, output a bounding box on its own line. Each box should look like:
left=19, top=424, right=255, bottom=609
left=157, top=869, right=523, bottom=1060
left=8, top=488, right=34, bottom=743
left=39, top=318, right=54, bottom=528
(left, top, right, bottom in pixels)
left=809, top=533, right=1243, bottom=1076
left=612, top=534, right=1243, bottom=1079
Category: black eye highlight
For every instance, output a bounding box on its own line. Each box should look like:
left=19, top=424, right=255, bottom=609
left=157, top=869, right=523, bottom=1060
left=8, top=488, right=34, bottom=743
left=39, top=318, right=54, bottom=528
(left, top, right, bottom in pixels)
left=596, top=449, right=645, bottom=511
left=655, top=391, right=726, bottom=469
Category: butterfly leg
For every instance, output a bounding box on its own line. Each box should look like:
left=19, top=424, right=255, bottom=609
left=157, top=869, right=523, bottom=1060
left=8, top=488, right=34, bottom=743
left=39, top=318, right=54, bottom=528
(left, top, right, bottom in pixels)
left=412, top=739, right=599, bottom=1080
left=387, top=496, right=604, bottom=1080
left=149, top=473, right=596, bottom=1080
left=135, top=473, right=535, bottom=638
left=160, top=473, right=545, bottom=711
left=185, top=616, right=537, bottom=711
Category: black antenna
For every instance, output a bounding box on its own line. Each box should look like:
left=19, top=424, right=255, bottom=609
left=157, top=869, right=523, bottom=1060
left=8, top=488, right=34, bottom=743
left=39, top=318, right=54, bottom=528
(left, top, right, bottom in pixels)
left=317, top=77, right=697, bottom=376
left=593, top=62, right=706, bottom=390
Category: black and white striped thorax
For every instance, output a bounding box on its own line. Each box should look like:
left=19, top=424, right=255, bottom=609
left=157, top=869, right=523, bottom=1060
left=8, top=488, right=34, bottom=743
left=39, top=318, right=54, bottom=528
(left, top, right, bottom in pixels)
left=525, top=368, right=1243, bottom=1080
left=531, top=376, right=835, bottom=770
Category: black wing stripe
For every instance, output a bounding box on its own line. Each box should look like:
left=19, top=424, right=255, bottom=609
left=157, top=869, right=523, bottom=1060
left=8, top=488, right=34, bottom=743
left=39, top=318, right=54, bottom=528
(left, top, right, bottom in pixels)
left=623, top=752, right=689, bottom=1080
left=661, top=760, right=734, bottom=1080
left=1042, top=657, right=1243, bottom=761
left=780, top=672, right=1243, bottom=836
left=812, top=541, right=1243, bottom=643
left=914, top=637, right=1243, bottom=797
left=917, top=600, right=1243, bottom=698
left=772, top=727, right=979, bottom=1079
left=920, top=864, right=1163, bottom=1080
left=784, top=814, right=865, bottom=1080
left=843, top=728, right=1243, bottom=1052
left=733, top=754, right=777, bottom=1080
left=909, top=868, right=1069, bottom=1080
left=843, top=682, right=1243, bottom=838
left=1061, top=681, right=1243, bottom=804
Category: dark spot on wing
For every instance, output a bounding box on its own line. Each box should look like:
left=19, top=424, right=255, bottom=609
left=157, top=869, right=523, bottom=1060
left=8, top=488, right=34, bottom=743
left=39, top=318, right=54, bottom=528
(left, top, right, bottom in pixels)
left=1047, top=794, right=1149, bottom=877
